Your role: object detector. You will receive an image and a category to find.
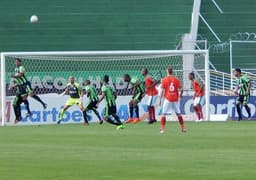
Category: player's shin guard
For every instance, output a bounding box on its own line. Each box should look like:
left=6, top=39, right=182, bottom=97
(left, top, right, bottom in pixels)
left=236, top=104, right=242, bottom=120
left=160, top=116, right=166, bottom=132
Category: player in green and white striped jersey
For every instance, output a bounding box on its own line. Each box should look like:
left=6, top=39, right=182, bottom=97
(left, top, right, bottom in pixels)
left=97, top=75, right=124, bottom=130
left=82, top=80, right=103, bottom=124
left=10, top=58, right=47, bottom=123
left=123, top=74, right=145, bottom=123
left=233, top=68, right=251, bottom=120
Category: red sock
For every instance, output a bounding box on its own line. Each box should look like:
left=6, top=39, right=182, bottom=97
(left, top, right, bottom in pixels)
left=152, top=107, right=156, bottom=120
left=194, top=106, right=200, bottom=120
left=148, top=106, right=153, bottom=121
left=177, top=115, right=184, bottom=128
left=160, top=116, right=166, bottom=131
left=198, top=106, right=203, bottom=119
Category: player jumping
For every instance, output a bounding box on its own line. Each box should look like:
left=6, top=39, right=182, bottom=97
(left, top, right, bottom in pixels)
left=8, top=79, right=31, bottom=123
left=10, top=58, right=47, bottom=115
left=12, top=90, right=28, bottom=124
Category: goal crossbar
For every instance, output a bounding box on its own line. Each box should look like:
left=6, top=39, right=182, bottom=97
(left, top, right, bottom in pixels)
left=1, top=50, right=208, bottom=56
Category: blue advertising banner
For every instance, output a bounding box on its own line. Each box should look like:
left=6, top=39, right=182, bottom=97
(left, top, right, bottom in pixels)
left=5, top=95, right=255, bottom=125
left=179, top=96, right=256, bottom=120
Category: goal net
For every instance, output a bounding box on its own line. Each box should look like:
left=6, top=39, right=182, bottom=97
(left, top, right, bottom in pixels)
left=0, top=50, right=209, bottom=126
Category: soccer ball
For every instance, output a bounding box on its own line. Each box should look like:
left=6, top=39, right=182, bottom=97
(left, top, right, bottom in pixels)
left=30, top=15, right=38, bottom=23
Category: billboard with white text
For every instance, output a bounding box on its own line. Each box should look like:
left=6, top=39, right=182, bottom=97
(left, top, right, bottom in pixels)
left=2, top=95, right=255, bottom=125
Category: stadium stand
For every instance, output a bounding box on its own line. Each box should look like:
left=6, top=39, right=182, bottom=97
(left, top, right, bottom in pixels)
left=198, top=0, right=256, bottom=72
left=0, top=0, right=193, bottom=51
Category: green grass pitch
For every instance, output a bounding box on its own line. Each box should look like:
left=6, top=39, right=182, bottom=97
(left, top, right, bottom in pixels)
left=0, top=121, right=256, bottom=180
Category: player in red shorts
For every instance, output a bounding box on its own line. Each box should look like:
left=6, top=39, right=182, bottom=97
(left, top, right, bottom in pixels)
left=141, top=68, right=159, bottom=124
left=189, top=72, right=205, bottom=122
left=159, top=67, right=187, bottom=133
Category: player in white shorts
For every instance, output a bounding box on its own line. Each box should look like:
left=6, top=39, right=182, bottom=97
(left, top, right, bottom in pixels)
left=141, top=68, right=159, bottom=124
left=159, top=67, right=187, bottom=133
left=189, top=72, right=205, bottom=122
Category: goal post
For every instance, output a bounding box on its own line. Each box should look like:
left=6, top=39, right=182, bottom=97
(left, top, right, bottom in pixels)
left=0, top=50, right=210, bottom=126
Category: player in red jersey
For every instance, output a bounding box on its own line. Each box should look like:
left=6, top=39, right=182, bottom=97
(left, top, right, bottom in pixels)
left=159, top=67, right=186, bottom=133
left=141, top=68, right=159, bottom=124
left=189, top=72, right=205, bottom=122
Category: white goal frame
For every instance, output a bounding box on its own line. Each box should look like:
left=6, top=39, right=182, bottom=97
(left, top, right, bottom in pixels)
left=1, top=50, right=210, bottom=126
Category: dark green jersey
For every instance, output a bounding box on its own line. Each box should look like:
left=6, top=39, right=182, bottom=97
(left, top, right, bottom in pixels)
left=236, top=75, right=250, bottom=95
left=130, top=78, right=145, bottom=95
left=67, top=82, right=81, bottom=98
left=84, top=85, right=99, bottom=102
left=101, top=84, right=116, bottom=106
left=14, top=66, right=28, bottom=85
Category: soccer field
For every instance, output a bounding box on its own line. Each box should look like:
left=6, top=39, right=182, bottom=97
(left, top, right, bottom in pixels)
left=0, top=122, right=256, bottom=180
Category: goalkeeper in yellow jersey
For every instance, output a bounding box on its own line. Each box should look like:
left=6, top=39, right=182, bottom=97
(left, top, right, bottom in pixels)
left=57, top=76, right=88, bottom=125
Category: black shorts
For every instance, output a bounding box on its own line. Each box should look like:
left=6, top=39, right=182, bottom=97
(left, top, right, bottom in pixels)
left=236, top=95, right=250, bottom=105
left=104, top=105, right=117, bottom=117
left=25, top=81, right=33, bottom=93
left=17, top=81, right=32, bottom=96
left=132, top=92, right=143, bottom=102
left=16, top=84, right=28, bottom=97
left=12, top=94, right=24, bottom=106
left=85, top=100, right=98, bottom=110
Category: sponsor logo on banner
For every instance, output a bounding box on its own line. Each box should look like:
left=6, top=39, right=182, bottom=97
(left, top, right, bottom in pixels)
left=5, top=95, right=256, bottom=125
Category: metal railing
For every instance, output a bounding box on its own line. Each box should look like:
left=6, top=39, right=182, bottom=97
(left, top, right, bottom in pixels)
left=210, top=69, right=256, bottom=96
left=210, top=70, right=233, bottom=96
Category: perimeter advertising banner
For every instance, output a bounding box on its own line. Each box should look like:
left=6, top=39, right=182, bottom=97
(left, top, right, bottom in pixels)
left=3, top=95, right=256, bottom=125
left=3, top=73, right=255, bottom=125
